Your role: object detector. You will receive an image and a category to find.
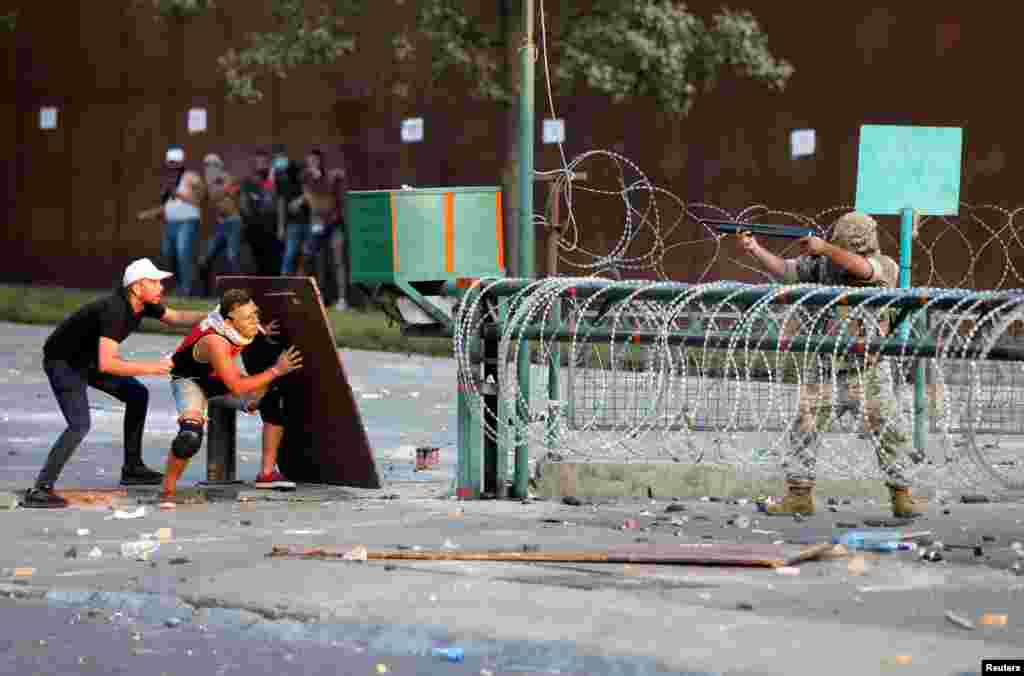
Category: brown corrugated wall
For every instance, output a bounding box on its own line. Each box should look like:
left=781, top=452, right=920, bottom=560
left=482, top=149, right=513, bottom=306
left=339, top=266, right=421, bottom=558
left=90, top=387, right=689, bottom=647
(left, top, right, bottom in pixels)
left=1, top=2, right=1021, bottom=289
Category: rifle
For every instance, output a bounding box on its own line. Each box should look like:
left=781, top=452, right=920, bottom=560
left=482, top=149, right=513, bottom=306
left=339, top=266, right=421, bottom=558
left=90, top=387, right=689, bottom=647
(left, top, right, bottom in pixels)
left=702, top=219, right=815, bottom=239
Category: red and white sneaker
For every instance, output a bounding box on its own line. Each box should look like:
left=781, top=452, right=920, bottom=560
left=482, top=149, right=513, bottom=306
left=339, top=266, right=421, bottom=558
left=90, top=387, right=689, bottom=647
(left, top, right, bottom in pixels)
left=253, top=469, right=296, bottom=490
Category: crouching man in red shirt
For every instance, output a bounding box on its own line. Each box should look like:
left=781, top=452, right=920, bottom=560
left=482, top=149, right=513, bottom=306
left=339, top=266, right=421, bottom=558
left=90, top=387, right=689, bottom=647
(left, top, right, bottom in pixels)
left=161, top=288, right=303, bottom=504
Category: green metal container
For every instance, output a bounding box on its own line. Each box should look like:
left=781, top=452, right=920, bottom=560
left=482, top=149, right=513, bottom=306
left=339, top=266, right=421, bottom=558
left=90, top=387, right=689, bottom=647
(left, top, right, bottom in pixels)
left=346, top=186, right=506, bottom=284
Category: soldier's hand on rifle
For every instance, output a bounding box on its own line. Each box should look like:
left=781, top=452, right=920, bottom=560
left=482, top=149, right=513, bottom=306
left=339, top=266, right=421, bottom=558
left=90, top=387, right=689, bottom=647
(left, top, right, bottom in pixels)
left=797, top=235, right=828, bottom=256
left=737, top=230, right=758, bottom=255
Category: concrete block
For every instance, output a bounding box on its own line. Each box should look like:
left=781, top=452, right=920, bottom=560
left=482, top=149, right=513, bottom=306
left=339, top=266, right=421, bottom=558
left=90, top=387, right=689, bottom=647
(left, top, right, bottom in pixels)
left=534, top=462, right=894, bottom=501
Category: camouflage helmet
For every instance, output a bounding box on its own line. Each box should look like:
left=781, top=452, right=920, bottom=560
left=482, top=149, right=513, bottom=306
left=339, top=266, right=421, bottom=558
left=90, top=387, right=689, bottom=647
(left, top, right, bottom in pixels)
left=829, top=212, right=880, bottom=255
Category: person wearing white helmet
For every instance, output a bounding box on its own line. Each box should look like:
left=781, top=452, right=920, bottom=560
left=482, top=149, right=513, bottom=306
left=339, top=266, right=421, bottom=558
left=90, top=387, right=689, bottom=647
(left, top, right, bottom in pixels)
left=22, top=259, right=207, bottom=508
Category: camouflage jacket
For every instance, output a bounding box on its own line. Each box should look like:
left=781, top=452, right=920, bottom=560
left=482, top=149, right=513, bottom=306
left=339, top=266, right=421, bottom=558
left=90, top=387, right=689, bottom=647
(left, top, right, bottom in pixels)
left=784, top=252, right=898, bottom=288
left=783, top=252, right=899, bottom=363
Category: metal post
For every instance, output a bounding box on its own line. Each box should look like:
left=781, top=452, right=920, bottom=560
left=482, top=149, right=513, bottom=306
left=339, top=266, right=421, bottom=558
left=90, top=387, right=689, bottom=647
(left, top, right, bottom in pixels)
left=484, top=331, right=502, bottom=497
left=898, top=207, right=928, bottom=453
left=545, top=178, right=562, bottom=450
left=514, top=0, right=536, bottom=499
left=456, top=299, right=484, bottom=499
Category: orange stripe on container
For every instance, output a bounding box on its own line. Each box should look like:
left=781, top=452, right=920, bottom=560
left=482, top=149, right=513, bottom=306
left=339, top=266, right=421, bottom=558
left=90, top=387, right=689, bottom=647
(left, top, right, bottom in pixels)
left=390, top=193, right=399, bottom=273
left=495, top=191, right=505, bottom=271
left=444, top=192, right=455, bottom=274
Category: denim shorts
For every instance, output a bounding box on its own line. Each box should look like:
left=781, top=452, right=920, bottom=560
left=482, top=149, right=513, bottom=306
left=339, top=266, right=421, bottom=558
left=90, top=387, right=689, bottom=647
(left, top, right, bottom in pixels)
left=171, top=378, right=261, bottom=419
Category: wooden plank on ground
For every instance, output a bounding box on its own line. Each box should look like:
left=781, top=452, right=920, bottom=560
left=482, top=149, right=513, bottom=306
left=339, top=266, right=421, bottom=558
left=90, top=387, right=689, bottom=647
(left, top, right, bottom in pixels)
left=216, top=275, right=381, bottom=488
left=268, top=542, right=834, bottom=568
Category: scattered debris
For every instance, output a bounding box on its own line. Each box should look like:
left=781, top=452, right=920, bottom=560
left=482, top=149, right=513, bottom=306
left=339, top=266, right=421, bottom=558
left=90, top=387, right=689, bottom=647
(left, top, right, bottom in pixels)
left=847, top=556, right=868, bottom=576
left=64, top=546, right=78, bottom=559
left=164, top=617, right=183, bottom=628
left=562, top=496, right=582, bottom=506
left=270, top=542, right=834, bottom=568
left=87, top=547, right=103, bottom=559
left=863, top=518, right=914, bottom=528
left=944, top=611, right=975, bottom=630
left=736, top=602, right=755, bottom=611
left=108, top=507, right=146, bottom=520
left=431, top=647, right=465, bottom=663
left=75, top=528, right=90, bottom=537
left=960, top=494, right=990, bottom=504
left=168, top=557, right=191, bottom=566
left=835, top=522, right=860, bottom=529
left=240, top=520, right=253, bottom=527
left=120, top=541, right=159, bottom=561
left=982, top=535, right=998, bottom=543
left=751, top=529, right=779, bottom=536
left=980, top=613, right=1008, bottom=626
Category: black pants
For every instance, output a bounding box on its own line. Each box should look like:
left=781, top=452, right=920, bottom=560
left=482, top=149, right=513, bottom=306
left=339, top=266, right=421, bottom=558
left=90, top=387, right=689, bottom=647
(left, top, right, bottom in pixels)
left=37, top=359, right=150, bottom=486
left=244, top=223, right=283, bottom=276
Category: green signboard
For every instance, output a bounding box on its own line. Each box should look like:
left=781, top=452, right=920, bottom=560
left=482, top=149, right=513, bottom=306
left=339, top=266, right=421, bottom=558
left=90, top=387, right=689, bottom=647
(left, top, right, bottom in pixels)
left=854, top=124, right=963, bottom=216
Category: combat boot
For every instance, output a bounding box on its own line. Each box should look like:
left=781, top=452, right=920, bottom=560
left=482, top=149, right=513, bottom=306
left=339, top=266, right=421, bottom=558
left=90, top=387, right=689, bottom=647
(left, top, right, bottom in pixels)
left=890, top=486, right=926, bottom=518
left=763, top=481, right=816, bottom=515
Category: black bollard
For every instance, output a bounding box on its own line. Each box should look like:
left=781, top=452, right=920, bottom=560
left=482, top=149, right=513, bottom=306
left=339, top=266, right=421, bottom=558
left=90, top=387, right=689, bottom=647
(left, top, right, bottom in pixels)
left=205, top=401, right=238, bottom=484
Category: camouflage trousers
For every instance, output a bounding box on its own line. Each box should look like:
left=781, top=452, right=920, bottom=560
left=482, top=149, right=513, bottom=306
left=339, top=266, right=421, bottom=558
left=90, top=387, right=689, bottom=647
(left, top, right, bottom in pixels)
left=784, top=362, right=913, bottom=488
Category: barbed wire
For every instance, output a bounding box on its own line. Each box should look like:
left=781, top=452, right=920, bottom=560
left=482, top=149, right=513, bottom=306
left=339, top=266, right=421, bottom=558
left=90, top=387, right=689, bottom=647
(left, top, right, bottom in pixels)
left=448, top=0, right=1024, bottom=495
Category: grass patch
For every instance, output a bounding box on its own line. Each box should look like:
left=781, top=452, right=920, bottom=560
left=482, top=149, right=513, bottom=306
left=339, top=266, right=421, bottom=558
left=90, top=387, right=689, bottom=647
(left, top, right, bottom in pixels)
left=0, top=284, right=453, bottom=358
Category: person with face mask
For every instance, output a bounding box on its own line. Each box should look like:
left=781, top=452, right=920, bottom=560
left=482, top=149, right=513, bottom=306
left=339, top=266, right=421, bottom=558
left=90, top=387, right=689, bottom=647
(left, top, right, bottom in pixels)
left=159, top=288, right=304, bottom=505
left=738, top=212, right=925, bottom=519
left=239, top=150, right=283, bottom=276
left=295, top=147, right=348, bottom=308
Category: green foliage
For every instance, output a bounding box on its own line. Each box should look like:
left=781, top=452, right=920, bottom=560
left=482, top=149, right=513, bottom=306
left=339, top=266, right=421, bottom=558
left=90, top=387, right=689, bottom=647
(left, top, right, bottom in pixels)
left=406, top=0, right=510, bottom=102
left=0, top=11, right=17, bottom=33
left=147, top=0, right=791, bottom=113
left=217, top=0, right=361, bottom=102
left=557, top=1, right=793, bottom=115
left=149, top=0, right=217, bottom=19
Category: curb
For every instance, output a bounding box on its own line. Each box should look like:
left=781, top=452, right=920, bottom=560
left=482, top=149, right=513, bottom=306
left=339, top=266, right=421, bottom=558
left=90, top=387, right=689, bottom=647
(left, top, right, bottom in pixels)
left=534, top=462, right=915, bottom=501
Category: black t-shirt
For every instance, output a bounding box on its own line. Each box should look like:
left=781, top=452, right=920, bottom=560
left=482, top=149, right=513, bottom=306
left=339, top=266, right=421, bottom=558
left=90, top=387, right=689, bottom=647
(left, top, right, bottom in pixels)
left=43, top=289, right=167, bottom=370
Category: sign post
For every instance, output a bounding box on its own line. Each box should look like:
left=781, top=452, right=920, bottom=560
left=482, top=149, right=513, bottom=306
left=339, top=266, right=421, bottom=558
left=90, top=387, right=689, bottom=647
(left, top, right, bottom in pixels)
left=854, top=124, right=964, bottom=454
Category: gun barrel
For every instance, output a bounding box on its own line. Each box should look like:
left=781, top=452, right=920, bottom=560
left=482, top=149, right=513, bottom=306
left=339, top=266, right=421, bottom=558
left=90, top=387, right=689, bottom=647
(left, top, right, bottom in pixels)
left=702, top=219, right=814, bottom=239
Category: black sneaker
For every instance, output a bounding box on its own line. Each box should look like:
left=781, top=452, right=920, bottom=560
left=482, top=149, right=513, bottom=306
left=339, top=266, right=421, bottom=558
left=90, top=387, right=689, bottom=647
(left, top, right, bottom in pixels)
left=22, top=486, right=69, bottom=509
left=120, top=464, right=165, bottom=486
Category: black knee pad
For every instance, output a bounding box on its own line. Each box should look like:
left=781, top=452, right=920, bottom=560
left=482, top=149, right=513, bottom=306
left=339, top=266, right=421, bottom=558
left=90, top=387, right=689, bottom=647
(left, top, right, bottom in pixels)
left=258, top=388, right=287, bottom=426
left=171, top=419, right=204, bottom=459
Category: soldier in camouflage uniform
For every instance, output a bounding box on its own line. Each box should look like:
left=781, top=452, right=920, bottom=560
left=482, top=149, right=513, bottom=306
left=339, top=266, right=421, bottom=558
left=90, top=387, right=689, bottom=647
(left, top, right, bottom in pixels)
left=738, top=212, right=925, bottom=518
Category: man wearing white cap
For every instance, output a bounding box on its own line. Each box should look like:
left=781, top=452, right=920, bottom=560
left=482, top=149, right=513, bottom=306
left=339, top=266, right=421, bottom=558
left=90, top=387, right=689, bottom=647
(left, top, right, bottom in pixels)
left=22, top=259, right=207, bottom=508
